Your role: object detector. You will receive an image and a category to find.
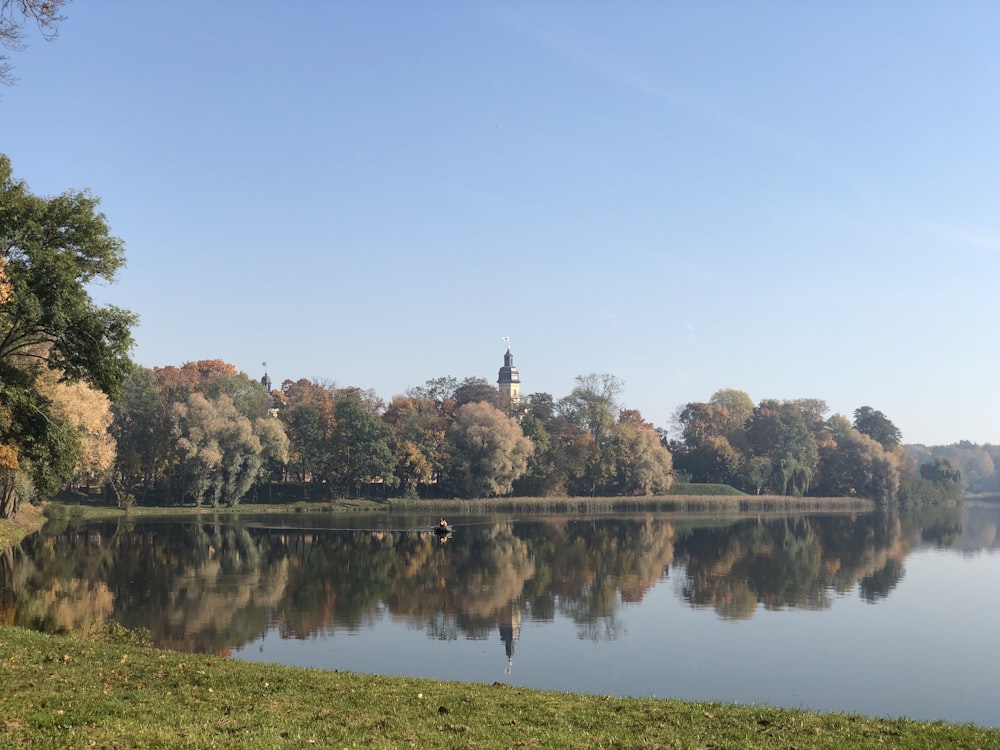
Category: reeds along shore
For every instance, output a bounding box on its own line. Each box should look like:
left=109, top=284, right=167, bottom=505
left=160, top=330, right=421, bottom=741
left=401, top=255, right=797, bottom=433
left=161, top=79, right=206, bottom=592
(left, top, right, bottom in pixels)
left=392, top=494, right=874, bottom=516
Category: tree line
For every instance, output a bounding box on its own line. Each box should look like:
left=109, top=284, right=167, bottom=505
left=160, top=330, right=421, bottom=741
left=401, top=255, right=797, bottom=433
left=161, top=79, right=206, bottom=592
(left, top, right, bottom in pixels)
left=669, top=389, right=959, bottom=506
left=0, top=153, right=963, bottom=518
left=110, top=365, right=674, bottom=506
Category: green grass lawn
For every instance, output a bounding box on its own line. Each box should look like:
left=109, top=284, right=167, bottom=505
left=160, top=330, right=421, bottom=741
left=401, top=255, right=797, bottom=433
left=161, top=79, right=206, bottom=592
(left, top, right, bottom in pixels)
left=0, top=626, right=996, bottom=749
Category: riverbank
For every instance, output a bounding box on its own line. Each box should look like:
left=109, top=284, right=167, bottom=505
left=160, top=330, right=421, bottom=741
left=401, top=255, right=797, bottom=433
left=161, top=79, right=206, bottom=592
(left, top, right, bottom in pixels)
left=1, top=625, right=994, bottom=749
left=0, top=493, right=872, bottom=554
left=5, top=492, right=873, bottom=525
left=0, top=502, right=44, bottom=549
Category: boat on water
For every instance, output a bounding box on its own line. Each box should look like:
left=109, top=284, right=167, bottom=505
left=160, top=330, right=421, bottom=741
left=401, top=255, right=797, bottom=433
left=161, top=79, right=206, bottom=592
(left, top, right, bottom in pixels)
left=433, top=519, right=454, bottom=540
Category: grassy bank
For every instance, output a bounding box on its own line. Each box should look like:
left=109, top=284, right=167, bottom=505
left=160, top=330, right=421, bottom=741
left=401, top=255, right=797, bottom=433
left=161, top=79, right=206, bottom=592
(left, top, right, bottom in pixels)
left=0, top=626, right=994, bottom=749
left=0, top=503, right=44, bottom=549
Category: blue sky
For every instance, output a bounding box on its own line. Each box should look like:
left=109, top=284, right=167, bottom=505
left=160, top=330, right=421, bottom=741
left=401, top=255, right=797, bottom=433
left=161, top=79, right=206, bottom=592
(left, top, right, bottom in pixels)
left=3, top=2, right=998, bottom=446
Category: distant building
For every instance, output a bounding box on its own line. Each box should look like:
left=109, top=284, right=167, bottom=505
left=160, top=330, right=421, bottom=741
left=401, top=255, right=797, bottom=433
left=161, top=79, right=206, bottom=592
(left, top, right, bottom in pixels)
left=261, top=363, right=278, bottom=417
left=497, top=340, right=521, bottom=405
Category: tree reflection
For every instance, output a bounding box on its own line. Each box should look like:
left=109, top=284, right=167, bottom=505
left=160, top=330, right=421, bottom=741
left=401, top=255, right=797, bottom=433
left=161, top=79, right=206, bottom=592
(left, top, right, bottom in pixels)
left=2, top=504, right=979, bottom=653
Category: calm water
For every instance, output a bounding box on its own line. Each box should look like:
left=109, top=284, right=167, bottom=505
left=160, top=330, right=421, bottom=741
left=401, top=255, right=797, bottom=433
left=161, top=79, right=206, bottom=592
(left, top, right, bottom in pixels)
left=3, top=503, right=999, bottom=727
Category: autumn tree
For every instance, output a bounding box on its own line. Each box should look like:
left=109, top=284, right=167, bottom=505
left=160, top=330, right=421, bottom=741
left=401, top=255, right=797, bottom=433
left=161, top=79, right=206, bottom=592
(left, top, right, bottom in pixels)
left=172, top=392, right=287, bottom=507
left=0, top=155, right=135, bottom=517
left=559, top=374, right=623, bottom=495
left=813, top=414, right=899, bottom=503
left=611, top=410, right=674, bottom=495
left=38, top=370, right=116, bottom=489
left=709, top=389, right=754, bottom=430
left=383, top=395, right=449, bottom=498
left=277, top=378, right=336, bottom=487
left=446, top=401, right=533, bottom=498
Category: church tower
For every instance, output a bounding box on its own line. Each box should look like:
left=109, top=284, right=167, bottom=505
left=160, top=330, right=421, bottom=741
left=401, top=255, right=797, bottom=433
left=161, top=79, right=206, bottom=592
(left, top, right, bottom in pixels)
left=497, top=338, right=521, bottom=405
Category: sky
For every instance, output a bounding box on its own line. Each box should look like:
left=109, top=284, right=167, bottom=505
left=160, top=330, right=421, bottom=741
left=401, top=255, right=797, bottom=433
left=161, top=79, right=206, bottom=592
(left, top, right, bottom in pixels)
left=3, top=2, right=999, bottom=446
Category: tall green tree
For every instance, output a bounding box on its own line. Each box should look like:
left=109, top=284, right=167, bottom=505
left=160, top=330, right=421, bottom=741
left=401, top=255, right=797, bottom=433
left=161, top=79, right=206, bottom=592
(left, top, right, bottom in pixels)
left=746, top=400, right=821, bottom=495
left=329, top=388, right=395, bottom=498
left=453, top=376, right=500, bottom=408
left=853, top=406, right=902, bottom=451
left=0, top=155, right=135, bottom=517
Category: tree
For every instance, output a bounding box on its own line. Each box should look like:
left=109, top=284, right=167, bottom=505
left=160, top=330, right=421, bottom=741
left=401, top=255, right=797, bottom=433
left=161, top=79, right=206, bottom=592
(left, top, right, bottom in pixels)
left=611, top=411, right=674, bottom=495
left=453, top=376, right=500, bottom=408
left=446, top=401, right=533, bottom=498
left=171, top=392, right=284, bottom=507
left=682, top=435, right=743, bottom=486
left=0, top=156, right=135, bottom=517
left=709, top=389, right=754, bottom=430
left=745, top=400, right=820, bottom=495
left=38, top=370, right=116, bottom=489
left=814, top=416, right=899, bottom=504
left=1, top=0, right=67, bottom=86
left=559, top=374, right=623, bottom=495
left=905, top=456, right=962, bottom=505
left=677, top=402, right=734, bottom=449
left=111, top=367, right=170, bottom=498
left=329, top=388, right=395, bottom=498
left=853, top=406, right=902, bottom=451
left=277, top=379, right=336, bottom=487
left=383, top=395, right=449, bottom=498
left=920, top=456, right=961, bottom=484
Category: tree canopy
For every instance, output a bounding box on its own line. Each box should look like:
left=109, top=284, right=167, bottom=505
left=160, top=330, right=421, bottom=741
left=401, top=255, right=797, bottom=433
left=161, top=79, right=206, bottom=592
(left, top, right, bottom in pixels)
left=0, top=154, right=136, bottom=517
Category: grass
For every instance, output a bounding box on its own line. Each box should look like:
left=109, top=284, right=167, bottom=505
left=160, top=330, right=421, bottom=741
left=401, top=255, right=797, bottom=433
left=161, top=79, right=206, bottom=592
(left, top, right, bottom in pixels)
left=0, top=626, right=996, bottom=749
left=667, top=482, right=746, bottom=496
left=0, top=502, right=44, bottom=549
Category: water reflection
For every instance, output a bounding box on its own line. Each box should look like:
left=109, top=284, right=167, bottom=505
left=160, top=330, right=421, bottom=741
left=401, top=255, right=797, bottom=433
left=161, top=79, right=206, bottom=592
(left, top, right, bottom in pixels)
left=5, top=504, right=998, bottom=653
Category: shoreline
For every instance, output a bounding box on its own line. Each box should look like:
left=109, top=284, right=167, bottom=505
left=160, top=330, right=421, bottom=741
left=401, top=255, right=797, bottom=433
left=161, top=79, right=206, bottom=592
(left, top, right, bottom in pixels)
left=0, top=624, right=996, bottom=746
left=2, top=493, right=874, bottom=549
left=0, top=502, right=45, bottom=549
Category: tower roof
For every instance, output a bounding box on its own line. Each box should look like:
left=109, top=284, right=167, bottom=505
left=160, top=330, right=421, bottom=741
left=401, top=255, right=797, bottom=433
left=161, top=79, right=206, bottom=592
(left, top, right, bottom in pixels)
left=497, top=345, right=520, bottom=385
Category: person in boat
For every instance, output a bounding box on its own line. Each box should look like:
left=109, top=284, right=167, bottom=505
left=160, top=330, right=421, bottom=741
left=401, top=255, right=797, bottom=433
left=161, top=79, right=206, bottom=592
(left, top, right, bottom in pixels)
left=435, top=519, right=452, bottom=534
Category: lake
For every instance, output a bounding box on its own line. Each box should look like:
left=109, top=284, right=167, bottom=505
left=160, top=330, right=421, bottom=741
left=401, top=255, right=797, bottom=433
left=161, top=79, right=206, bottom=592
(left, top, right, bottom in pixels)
left=2, top=502, right=999, bottom=728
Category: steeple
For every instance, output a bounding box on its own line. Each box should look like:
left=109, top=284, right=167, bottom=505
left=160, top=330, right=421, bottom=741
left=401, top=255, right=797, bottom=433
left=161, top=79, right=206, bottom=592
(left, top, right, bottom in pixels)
left=260, top=361, right=272, bottom=393
left=497, top=337, right=520, bottom=405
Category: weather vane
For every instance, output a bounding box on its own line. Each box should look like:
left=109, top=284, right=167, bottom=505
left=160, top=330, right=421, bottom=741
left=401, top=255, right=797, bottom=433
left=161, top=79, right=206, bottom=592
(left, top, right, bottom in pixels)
left=502, top=335, right=510, bottom=350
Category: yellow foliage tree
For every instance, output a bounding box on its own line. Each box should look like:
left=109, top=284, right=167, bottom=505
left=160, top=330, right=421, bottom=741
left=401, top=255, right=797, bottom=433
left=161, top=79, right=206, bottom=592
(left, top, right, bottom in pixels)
left=0, top=441, right=19, bottom=518
left=36, top=367, right=116, bottom=488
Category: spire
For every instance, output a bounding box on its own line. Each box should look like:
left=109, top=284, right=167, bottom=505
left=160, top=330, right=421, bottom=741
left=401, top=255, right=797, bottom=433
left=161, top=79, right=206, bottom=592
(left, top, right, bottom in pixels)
left=497, top=337, right=521, bottom=404
left=261, top=361, right=272, bottom=393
